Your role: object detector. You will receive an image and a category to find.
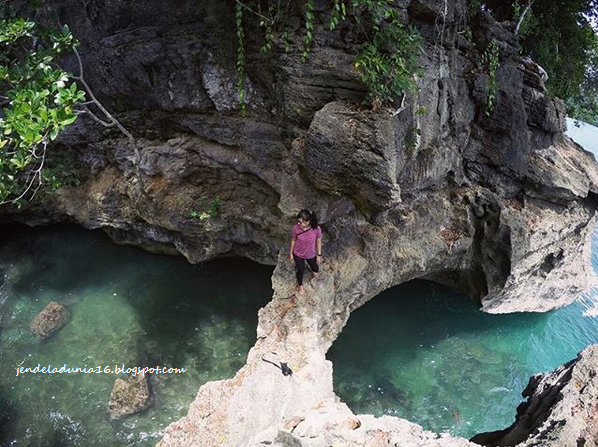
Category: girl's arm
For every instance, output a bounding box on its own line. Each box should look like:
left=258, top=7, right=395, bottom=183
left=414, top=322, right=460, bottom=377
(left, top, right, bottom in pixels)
left=290, top=237, right=296, bottom=261
left=316, top=237, right=322, bottom=263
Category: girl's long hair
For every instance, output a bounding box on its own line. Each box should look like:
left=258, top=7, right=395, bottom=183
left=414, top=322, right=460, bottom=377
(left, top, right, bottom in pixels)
left=298, top=209, right=318, bottom=229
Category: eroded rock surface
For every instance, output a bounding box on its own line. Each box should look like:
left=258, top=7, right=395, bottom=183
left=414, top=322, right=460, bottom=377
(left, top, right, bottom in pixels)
left=2, top=0, right=598, bottom=445
left=30, top=301, right=71, bottom=340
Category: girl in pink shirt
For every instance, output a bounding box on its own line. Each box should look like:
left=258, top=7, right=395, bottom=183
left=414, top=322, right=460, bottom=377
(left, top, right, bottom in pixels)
left=289, top=209, right=322, bottom=296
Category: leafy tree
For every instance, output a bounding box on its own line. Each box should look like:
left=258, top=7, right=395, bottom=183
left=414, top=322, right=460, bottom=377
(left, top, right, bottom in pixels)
left=0, top=18, right=86, bottom=205
left=0, top=14, right=133, bottom=206
left=483, top=0, right=598, bottom=122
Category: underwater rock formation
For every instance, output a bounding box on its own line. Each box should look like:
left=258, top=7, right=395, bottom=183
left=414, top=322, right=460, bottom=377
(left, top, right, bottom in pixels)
left=2, top=0, right=598, bottom=445
left=30, top=301, right=71, bottom=340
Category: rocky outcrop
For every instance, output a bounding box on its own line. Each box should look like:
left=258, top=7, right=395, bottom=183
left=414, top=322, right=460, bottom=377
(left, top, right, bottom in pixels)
left=30, top=301, right=71, bottom=339
left=472, top=345, right=598, bottom=447
left=107, top=373, right=151, bottom=419
left=3, top=0, right=598, bottom=445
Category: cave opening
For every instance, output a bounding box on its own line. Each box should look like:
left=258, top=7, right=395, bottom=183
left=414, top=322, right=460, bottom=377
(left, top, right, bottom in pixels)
left=326, top=278, right=598, bottom=439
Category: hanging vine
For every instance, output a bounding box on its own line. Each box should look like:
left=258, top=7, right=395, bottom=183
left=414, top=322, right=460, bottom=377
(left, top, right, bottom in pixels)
left=481, top=39, right=500, bottom=114
left=301, top=0, right=315, bottom=62
left=233, top=0, right=424, bottom=111
left=235, top=1, right=247, bottom=114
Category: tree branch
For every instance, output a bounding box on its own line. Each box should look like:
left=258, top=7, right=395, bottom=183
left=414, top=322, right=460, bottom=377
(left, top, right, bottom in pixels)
left=391, top=95, right=407, bottom=116
left=234, top=0, right=272, bottom=24
left=71, top=47, right=135, bottom=142
left=80, top=105, right=116, bottom=127
left=514, top=0, right=535, bottom=35
left=0, top=140, right=47, bottom=205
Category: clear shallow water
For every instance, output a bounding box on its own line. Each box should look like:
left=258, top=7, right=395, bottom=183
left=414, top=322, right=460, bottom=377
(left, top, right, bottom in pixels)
left=3, top=224, right=598, bottom=445
left=0, top=225, right=273, bottom=447
left=328, top=231, right=598, bottom=439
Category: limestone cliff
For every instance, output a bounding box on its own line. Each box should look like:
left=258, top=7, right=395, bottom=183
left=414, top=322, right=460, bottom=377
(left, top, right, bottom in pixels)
left=2, top=0, right=598, bottom=446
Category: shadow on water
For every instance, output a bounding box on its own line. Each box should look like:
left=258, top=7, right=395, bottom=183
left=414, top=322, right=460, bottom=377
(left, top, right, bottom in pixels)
left=0, top=223, right=275, bottom=446
left=1, top=224, right=148, bottom=300
left=0, top=386, right=20, bottom=446
left=331, top=279, right=546, bottom=360
left=125, top=256, right=274, bottom=368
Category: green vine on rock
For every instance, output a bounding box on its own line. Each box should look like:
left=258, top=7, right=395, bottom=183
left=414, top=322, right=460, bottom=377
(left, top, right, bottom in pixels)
left=481, top=39, right=500, bottom=115
left=353, top=1, right=424, bottom=105
left=330, top=0, right=347, bottom=30
left=235, top=1, right=247, bottom=114
left=232, top=0, right=424, bottom=111
left=301, top=0, right=315, bottom=63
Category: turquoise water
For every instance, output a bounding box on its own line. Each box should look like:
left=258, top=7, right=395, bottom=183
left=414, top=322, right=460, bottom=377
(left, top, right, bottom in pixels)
left=3, top=224, right=598, bottom=444
left=328, top=232, right=598, bottom=438
left=0, top=225, right=273, bottom=446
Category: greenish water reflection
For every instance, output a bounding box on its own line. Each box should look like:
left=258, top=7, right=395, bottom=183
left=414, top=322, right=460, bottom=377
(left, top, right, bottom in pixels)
left=0, top=225, right=273, bottom=446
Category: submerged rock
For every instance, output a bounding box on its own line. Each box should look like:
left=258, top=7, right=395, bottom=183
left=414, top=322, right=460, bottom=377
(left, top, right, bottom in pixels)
left=107, top=373, right=151, bottom=419
left=471, top=345, right=598, bottom=447
left=30, top=301, right=70, bottom=339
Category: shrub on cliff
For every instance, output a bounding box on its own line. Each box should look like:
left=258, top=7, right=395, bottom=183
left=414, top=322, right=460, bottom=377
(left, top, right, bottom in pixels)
left=233, top=0, right=423, bottom=110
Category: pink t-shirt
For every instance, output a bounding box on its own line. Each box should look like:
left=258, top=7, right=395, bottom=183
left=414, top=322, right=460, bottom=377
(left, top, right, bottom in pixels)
left=292, top=224, right=322, bottom=259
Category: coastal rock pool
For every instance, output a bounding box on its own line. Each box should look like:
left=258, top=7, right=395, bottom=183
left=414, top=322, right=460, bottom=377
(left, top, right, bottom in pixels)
left=2, top=224, right=598, bottom=445
left=328, top=231, right=598, bottom=439
left=0, top=224, right=273, bottom=446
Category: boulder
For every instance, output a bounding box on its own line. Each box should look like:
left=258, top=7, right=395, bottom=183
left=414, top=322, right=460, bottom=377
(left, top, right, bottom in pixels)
left=30, top=301, right=70, bottom=339
left=107, top=373, right=151, bottom=419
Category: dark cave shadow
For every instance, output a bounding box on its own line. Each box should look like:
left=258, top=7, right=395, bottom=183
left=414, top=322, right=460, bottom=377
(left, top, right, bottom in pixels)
left=328, top=278, right=548, bottom=364
left=125, top=256, right=274, bottom=370
left=338, top=279, right=548, bottom=353
left=1, top=223, right=274, bottom=373
left=0, top=223, right=161, bottom=301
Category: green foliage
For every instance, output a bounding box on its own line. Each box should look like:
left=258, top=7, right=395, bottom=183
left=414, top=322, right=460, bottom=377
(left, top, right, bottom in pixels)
left=353, top=1, right=423, bottom=104
left=208, top=196, right=222, bottom=217
left=189, top=209, right=211, bottom=221
left=467, top=0, right=483, bottom=13
left=484, top=0, right=598, bottom=119
left=404, top=124, right=421, bottom=154
left=414, top=105, right=428, bottom=116
left=280, top=29, right=291, bottom=53
left=189, top=197, right=222, bottom=221
left=330, top=0, right=347, bottom=30
left=0, top=18, right=86, bottom=205
left=481, top=39, right=500, bottom=114
left=565, top=46, right=598, bottom=125
left=42, top=148, right=88, bottom=190
left=301, top=0, right=315, bottom=63
left=232, top=0, right=424, bottom=110
left=235, top=2, right=247, bottom=114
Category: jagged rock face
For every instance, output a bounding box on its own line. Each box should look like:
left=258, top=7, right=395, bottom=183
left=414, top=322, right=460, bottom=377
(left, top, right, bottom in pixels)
left=4, top=0, right=598, bottom=445
left=472, top=345, right=598, bottom=447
